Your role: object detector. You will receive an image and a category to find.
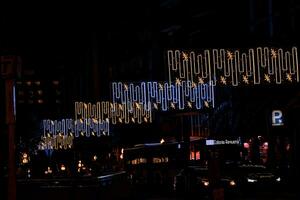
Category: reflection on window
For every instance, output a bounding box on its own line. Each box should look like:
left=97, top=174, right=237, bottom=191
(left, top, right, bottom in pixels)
left=153, top=157, right=169, bottom=163
left=190, top=151, right=200, bottom=160
left=130, top=158, right=147, bottom=165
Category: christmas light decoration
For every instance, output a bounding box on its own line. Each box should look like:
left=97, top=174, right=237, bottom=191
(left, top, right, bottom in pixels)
left=74, top=101, right=152, bottom=124
left=167, top=47, right=299, bottom=86
left=111, top=80, right=215, bottom=111
left=42, top=118, right=110, bottom=138
left=38, top=134, right=74, bottom=150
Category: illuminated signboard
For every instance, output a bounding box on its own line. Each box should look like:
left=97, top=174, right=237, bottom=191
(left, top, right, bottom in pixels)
left=272, top=110, right=284, bottom=126
left=206, top=138, right=241, bottom=146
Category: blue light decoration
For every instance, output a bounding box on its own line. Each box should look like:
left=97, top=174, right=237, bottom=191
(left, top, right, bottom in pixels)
left=74, top=101, right=152, bottom=124
left=111, top=80, right=215, bottom=112
left=167, top=47, right=299, bottom=86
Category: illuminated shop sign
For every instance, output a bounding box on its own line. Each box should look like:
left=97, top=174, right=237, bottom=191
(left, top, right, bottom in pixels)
left=272, top=110, right=284, bottom=126
left=168, top=47, right=299, bottom=86
left=206, top=138, right=241, bottom=146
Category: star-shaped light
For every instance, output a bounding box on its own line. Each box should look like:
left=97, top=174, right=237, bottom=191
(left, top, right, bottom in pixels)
left=204, top=101, right=209, bottom=108
left=271, top=49, right=277, bottom=58
left=242, top=75, right=249, bottom=84
left=198, top=77, right=204, bottom=84
left=220, top=76, right=227, bottom=85
left=286, top=73, right=292, bottom=82
left=118, top=118, right=123, bottom=123
left=175, top=77, right=181, bottom=85
left=192, top=82, right=197, bottom=88
left=226, top=50, right=234, bottom=60
left=264, top=74, right=271, bottom=83
left=124, top=84, right=128, bottom=91
left=170, top=102, right=175, bottom=109
left=158, top=83, right=163, bottom=90
left=144, top=117, right=148, bottom=123
left=135, top=102, right=141, bottom=109
left=182, top=52, right=189, bottom=61
left=187, top=101, right=192, bottom=108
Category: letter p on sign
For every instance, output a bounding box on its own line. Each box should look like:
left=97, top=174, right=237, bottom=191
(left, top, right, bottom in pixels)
left=272, top=110, right=283, bottom=126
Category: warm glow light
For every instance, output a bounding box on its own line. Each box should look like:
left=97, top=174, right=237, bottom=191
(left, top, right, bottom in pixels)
left=203, top=180, right=209, bottom=187
left=93, top=155, right=97, bottom=161
left=60, top=164, right=66, bottom=171
left=160, top=138, right=165, bottom=144
left=168, top=47, right=299, bottom=86
left=75, top=101, right=152, bottom=124
left=220, top=76, right=227, bottom=85
left=229, top=180, right=236, bottom=186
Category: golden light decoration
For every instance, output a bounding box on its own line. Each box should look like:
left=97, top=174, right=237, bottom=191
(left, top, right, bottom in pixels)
left=226, top=50, right=234, bottom=60
left=144, top=117, right=148, bottom=123
left=271, top=48, right=277, bottom=58
left=242, top=75, right=249, bottom=84
left=187, top=101, right=192, bottom=108
left=124, top=84, right=128, bottom=91
left=286, top=73, right=293, bottom=82
left=182, top=52, right=189, bottom=61
left=135, top=102, right=141, bottom=109
left=264, top=74, right=271, bottom=83
left=38, top=134, right=74, bottom=150
left=204, top=101, right=209, bottom=108
left=198, top=77, right=204, bottom=84
left=167, top=47, right=299, bottom=86
left=159, top=83, right=163, bottom=90
left=118, top=118, right=123, bottom=123
left=175, top=77, right=181, bottom=85
left=220, top=76, right=227, bottom=85
left=170, top=102, right=175, bottom=109
left=192, top=82, right=197, bottom=88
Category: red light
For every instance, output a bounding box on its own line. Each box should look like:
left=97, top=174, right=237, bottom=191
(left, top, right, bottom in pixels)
left=243, top=142, right=250, bottom=148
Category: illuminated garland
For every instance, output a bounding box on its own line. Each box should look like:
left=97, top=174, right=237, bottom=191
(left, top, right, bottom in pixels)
left=111, top=81, right=215, bottom=111
left=42, top=118, right=110, bottom=137
left=167, top=47, right=299, bottom=86
left=38, top=135, right=74, bottom=150
left=75, top=101, right=152, bottom=124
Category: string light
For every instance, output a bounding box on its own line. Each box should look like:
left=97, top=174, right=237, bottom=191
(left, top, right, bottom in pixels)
left=111, top=81, right=215, bottom=111
left=75, top=101, right=152, bottom=124
left=42, top=118, right=110, bottom=138
left=167, top=47, right=299, bottom=86
left=38, top=134, right=74, bottom=150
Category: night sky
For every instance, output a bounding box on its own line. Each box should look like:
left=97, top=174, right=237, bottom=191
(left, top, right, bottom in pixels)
left=1, top=0, right=300, bottom=144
